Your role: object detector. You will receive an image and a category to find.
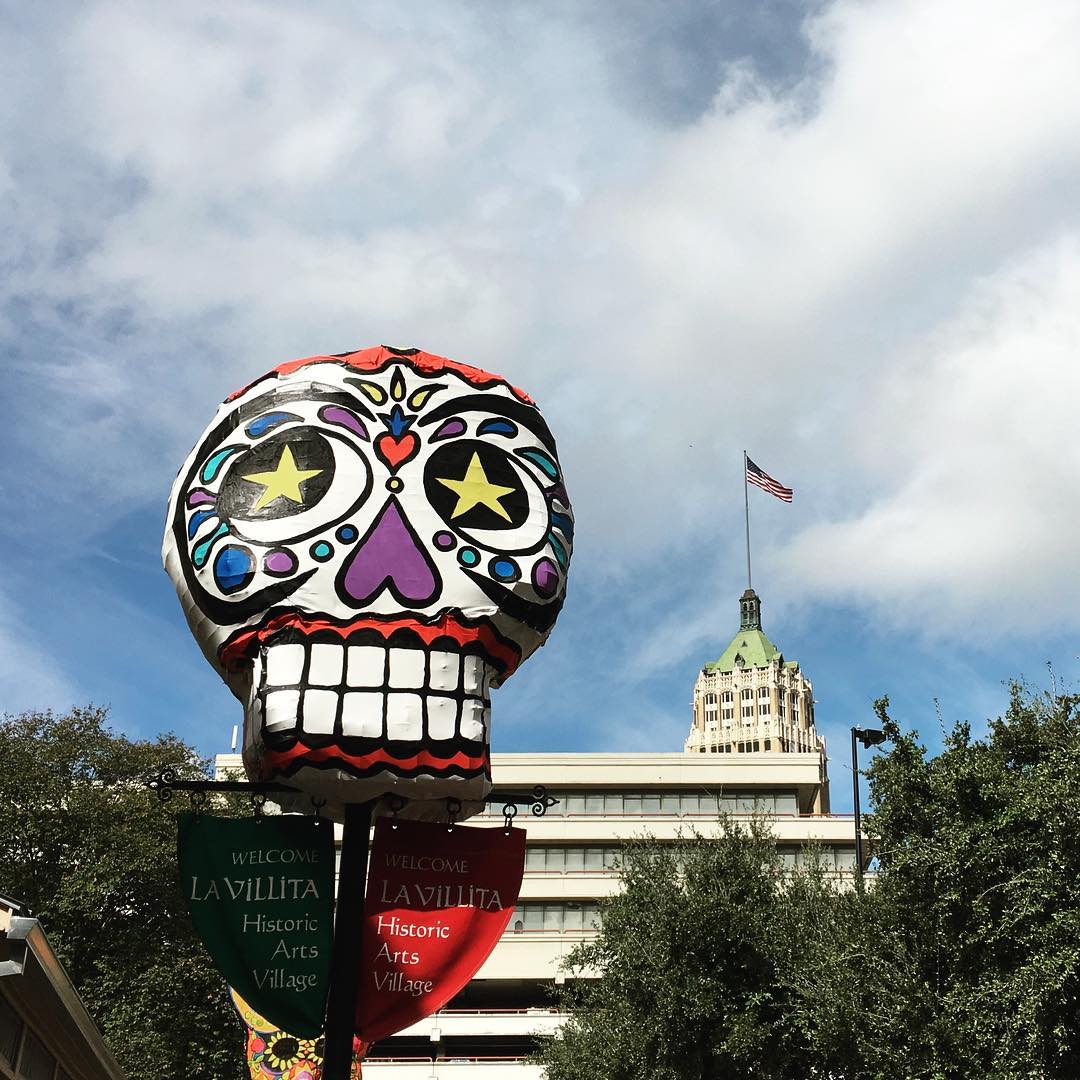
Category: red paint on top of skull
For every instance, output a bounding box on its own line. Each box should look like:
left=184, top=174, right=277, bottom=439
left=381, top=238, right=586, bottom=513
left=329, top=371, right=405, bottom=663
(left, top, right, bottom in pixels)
left=226, top=346, right=535, bottom=406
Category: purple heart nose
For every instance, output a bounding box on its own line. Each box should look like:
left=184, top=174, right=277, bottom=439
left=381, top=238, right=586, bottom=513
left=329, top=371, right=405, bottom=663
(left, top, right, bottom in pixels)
left=338, top=499, right=440, bottom=607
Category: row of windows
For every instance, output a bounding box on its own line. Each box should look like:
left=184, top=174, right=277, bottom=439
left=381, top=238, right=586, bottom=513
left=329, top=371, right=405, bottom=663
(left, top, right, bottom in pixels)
left=523, top=835, right=849, bottom=873
left=700, top=739, right=809, bottom=754
left=709, top=702, right=781, bottom=722
left=780, top=847, right=858, bottom=871
left=525, top=845, right=857, bottom=874
left=707, top=706, right=799, bottom=719
left=485, top=791, right=799, bottom=817
left=512, top=850, right=859, bottom=921
left=0, top=992, right=72, bottom=1080
left=525, top=846, right=623, bottom=871
left=703, top=689, right=803, bottom=705
left=509, top=902, right=603, bottom=933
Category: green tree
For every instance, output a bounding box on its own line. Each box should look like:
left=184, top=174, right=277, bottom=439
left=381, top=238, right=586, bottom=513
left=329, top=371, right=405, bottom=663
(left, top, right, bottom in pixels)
left=538, top=682, right=1080, bottom=1080
left=847, top=686, right=1080, bottom=1079
left=0, top=705, right=246, bottom=1080
left=537, top=819, right=849, bottom=1080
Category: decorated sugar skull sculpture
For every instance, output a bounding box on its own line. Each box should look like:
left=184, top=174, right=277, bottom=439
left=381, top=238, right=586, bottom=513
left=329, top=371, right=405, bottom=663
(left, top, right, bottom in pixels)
left=163, top=346, right=572, bottom=815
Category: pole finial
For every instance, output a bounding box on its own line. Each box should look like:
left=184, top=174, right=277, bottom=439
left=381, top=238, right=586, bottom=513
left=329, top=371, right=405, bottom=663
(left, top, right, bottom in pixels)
left=739, top=588, right=761, bottom=631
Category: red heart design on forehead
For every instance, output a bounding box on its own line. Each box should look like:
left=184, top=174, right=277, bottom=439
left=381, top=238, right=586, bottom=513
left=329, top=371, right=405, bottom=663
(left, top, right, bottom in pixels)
left=374, top=432, right=419, bottom=472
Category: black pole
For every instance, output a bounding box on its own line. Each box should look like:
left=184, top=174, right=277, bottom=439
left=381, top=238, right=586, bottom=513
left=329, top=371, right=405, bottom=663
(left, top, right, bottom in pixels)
left=323, top=800, right=374, bottom=1079
left=851, top=728, right=863, bottom=890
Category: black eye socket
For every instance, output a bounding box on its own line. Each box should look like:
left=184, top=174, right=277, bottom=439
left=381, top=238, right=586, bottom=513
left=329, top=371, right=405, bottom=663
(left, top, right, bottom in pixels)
left=313, top=1038, right=325, bottom=1058
left=218, top=429, right=334, bottom=522
left=424, top=440, right=531, bottom=532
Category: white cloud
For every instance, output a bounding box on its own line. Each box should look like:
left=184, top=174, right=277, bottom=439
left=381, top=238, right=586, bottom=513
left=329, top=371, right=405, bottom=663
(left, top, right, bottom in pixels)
left=776, top=236, right=1080, bottom=635
left=4, top=0, right=1080, bottom=676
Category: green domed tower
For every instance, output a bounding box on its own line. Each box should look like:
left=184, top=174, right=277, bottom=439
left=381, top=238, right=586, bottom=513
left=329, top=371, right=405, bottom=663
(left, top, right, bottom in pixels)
left=685, top=588, right=821, bottom=759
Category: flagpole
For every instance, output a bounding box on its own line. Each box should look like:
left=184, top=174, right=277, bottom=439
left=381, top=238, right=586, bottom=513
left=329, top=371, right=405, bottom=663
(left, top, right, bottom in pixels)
left=743, top=450, right=752, bottom=589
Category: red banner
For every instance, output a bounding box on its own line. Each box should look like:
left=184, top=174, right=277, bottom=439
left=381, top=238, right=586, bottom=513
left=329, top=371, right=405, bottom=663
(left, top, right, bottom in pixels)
left=358, top=818, right=525, bottom=1044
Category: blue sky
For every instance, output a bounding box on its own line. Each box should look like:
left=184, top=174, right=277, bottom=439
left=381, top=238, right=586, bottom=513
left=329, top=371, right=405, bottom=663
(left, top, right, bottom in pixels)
left=4, top=1, right=1080, bottom=812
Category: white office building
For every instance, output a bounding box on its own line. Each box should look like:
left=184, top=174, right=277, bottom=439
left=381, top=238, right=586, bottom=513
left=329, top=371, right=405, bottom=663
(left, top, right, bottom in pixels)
left=219, top=589, right=858, bottom=1078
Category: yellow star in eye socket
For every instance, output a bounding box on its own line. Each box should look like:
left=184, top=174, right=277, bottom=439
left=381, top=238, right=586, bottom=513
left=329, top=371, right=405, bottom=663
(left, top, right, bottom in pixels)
left=242, top=444, right=322, bottom=512
left=437, top=452, right=516, bottom=521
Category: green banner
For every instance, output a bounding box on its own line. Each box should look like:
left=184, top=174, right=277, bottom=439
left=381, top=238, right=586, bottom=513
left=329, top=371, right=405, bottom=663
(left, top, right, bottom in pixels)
left=177, top=813, right=334, bottom=1037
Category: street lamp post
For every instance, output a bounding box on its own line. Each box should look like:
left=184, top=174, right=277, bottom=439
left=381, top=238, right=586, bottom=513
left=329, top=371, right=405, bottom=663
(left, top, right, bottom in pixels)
left=851, top=726, right=886, bottom=888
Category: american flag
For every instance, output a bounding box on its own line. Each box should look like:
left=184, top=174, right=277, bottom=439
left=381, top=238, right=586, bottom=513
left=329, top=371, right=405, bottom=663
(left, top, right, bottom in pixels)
left=746, top=457, right=793, bottom=502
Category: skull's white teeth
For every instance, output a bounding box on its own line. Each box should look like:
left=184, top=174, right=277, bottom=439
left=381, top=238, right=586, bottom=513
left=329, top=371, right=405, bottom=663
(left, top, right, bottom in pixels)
left=301, top=689, right=338, bottom=734
left=258, top=640, right=494, bottom=743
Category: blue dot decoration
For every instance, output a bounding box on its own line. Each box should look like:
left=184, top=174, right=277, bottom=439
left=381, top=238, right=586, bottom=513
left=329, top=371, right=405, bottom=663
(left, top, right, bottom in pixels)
left=214, top=545, right=254, bottom=594
left=336, top=524, right=358, bottom=543
left=458, top=547, right=480, bottom=568
left=518, top=448, right=559, bottom=479
left=200, top=446, right=240, bottom=484
left=245, top=411, right=302, bottom=438
left=478, top=418, right=518, bottom=438
left=490, top=557, right=520, bottom=582
left=193, top=522, right=230, bottom=568
left=550, top=511, right=575, bottom=542
left=548, top=531, right=569, bottom=569
left=187, top=508, right=217, bottom=539
left=311, top=541, right=334, bottom=562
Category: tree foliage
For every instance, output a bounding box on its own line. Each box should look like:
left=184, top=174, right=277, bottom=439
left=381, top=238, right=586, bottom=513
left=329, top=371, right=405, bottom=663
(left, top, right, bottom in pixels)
left=539, top=819, right=849, bottom=1079
left=0, top=705, right=246, bottom=1080
left=851, top=686, right=1080, bottom=1078
left=540, top=683, right=1080, bottom=1080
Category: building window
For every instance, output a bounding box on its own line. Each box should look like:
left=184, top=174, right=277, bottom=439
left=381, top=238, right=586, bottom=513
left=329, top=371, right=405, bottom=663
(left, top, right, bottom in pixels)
left=511, top=902, right=603, bottom=933
left=722, top=707, right=734, bottom=721
left=742, top=706, right=754, bottom=719
left=758, top=686, right=770, bottom=698
left=721, top=691, right=733, bottom=703
left=742, top=689, right=754, bottom=700
left=758, top=703, right=770, bottom=716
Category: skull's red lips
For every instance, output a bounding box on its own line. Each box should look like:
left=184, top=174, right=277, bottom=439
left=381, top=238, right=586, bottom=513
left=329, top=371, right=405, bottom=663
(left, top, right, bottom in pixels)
left=257, top=741, right=488, bottom=783
left=219, top=611, right=521, bottom=679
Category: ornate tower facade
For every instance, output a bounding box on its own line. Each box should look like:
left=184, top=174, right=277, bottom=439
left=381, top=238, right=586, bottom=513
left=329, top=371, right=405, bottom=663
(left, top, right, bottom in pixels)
left=685, top=589, right=821, bottom=756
